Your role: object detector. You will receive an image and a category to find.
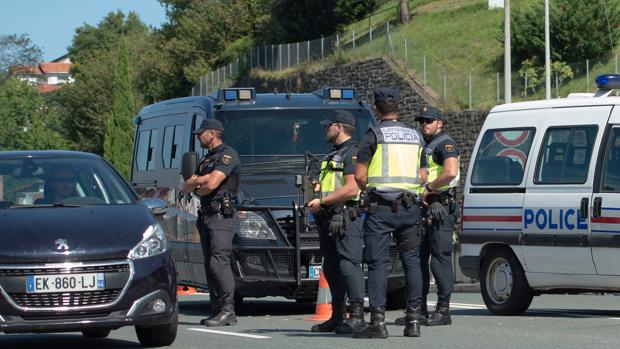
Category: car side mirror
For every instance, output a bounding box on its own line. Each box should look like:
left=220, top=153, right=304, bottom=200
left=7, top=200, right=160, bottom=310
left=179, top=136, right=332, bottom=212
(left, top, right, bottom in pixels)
left=181, top=152, right=198, bottom=180
left=142, top=198, right=167, bottom=215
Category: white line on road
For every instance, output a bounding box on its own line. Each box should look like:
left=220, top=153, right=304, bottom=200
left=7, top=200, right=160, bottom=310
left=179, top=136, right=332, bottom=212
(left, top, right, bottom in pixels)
left=187, top=327, right=271, bottom=339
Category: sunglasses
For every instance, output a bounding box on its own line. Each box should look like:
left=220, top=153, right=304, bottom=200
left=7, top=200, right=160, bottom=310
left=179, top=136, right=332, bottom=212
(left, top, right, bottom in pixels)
left=418, top=118, right=438, bottom=124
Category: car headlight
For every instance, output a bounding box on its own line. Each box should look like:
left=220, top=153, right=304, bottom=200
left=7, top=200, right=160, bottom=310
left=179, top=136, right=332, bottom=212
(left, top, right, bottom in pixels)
left=236, top=211, right=277, bottom=240
left=128, top=224, right=169, bottom=259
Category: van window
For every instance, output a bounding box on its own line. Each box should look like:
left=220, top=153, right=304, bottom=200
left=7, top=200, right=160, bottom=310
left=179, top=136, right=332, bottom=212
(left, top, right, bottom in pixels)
left=162, top=125, right=185, bottom=169
left=471, top=128, right=535, bottom=185
left=535, top=126, right=597, bottom=184
left=601, top=127, right=620, bottom=192
left=136, top=129, right=159, bottom=171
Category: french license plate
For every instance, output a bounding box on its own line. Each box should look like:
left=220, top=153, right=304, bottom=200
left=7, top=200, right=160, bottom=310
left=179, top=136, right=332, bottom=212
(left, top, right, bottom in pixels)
left=309, top=265, right=322, bottom=279
left=26, top=273, right=105, bottom=293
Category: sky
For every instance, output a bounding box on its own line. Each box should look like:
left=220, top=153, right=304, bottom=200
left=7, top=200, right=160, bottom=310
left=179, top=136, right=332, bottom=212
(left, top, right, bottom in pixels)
left=0, top=0, right=168, bottom=61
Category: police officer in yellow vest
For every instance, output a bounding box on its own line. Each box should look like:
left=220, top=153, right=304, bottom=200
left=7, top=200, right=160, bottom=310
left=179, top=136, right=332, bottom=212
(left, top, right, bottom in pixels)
left=416, top=106, right=460, bottom=326
left=306, top=110, right=366, bottom=334
left=353, top=87, right=428, bottom=339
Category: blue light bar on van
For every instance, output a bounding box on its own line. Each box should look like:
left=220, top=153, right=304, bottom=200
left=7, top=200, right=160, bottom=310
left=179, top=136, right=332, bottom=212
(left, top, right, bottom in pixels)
left=327, top=88, right=356, bottom=100
left=596, top=74, right=620, bottom=89
left=218, top=88, right=255, bottom=102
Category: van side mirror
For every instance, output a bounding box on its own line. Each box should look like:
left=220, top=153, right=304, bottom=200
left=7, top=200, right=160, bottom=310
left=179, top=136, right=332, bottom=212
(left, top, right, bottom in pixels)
left=181, top=151, right=199, bottom=180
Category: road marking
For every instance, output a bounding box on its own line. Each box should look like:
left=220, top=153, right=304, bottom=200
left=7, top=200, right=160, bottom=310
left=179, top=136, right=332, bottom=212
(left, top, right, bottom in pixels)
left=444, top=302, right=487, bottom=309
left=187, top=327, right=271, bottom=339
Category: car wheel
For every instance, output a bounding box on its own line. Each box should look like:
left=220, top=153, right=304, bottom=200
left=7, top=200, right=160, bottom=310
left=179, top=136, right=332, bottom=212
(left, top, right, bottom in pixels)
left=480, top=247, right=533, bottom=315
left=386, top=286, right=406, bottom=310
left=135, top=312, right=178, bottom=347
left=81, top=328, right=111, bottom=338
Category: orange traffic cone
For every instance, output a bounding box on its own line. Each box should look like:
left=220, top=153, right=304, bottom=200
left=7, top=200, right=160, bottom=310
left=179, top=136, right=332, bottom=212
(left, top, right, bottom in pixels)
left=305, top=271, right=332, bottom=321
left=177, top=285, right=198, bottom=295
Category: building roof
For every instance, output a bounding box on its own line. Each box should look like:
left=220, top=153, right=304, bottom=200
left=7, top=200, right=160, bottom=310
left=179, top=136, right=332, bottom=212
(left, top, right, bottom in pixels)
left=9, top=65, right=42, bottom=75
left=39, top=62, right=71, bottom=74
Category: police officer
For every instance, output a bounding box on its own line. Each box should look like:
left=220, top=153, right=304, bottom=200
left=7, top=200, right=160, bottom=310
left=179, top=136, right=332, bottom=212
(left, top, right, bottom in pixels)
left=353, top=87, right=428, bottom=339
left=182, top=119, right=241, bottom=327
left=306, top=110, right=365, bottom=334
left=417, top=106, right=460, bottom=326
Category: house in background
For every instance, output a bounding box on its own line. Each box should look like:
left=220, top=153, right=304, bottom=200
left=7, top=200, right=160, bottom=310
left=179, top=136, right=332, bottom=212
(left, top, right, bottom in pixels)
left=10, top=54, right=73, bottom=93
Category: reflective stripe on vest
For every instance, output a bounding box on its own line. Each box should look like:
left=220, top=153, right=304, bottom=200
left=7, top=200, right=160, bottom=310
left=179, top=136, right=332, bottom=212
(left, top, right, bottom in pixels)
left=367, top=122, right=423, bottom=192
left=319, top=145, right=360, bottom=201
left=420, top=133, right=460, bottom=193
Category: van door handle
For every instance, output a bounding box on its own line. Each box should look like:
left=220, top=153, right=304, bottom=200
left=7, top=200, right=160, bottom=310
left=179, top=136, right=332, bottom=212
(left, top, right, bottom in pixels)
left=580, top=197, right=589, bottom=219
left=593, top=197, right=603, bottom=218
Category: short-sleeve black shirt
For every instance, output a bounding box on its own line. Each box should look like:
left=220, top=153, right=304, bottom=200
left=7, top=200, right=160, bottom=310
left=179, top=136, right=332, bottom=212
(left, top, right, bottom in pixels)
left=427, top=132, right=460, bottom=165
left=333, top=138, right=358, bottom=176
left=197, top=143, right=241, bottom=203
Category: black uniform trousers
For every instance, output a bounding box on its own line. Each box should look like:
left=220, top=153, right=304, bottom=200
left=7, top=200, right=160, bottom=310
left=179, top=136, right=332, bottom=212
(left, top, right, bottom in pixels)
left=197, top=211, right=238, bottom=300
left=317, top=207, right=365, bottom=303
left=420, top=200, right=456, bottom=302
left=364, top=201, right=423, bottom=309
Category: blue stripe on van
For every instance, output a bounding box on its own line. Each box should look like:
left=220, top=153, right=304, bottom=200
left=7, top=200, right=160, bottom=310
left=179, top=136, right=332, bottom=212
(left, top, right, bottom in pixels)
left=591, top=229, right=620, bottom=234
left=463, top=206, right=523, bottom=209
left=602, top=207, right=620, bottom=211
left=462, top=228, right=522, bottom=232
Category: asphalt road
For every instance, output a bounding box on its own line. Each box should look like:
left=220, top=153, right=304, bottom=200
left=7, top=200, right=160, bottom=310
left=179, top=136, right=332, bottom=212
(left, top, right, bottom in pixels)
left=2, top=292, right=620, bottom=349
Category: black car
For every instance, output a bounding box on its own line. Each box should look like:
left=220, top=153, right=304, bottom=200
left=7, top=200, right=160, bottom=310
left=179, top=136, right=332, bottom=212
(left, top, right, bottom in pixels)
left=0, top=151, right=177, bottom=347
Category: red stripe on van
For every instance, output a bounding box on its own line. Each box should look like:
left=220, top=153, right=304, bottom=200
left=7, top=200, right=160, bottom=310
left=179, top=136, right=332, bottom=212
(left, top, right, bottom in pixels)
left=462, top=215, right=522, bottom=222
left=591, top=217, right=620, bottom=224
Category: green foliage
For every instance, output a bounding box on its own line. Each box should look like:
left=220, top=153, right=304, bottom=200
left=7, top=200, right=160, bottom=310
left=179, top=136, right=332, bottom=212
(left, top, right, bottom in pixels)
left=104, top=37, right=135, bottom=179
left=54, top=11, right=163, bottom=154
left=0, top=34, right=42, bottom=81
left=511, top=0, right=620, bottom=65
left=518, top=60, right=574, bottom=96
left=0, top=78, right=70, bottom=150
left=268, top=0, right=379, bottom=42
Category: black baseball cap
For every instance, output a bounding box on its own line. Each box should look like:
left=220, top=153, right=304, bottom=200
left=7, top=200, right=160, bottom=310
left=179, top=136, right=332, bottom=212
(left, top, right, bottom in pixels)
left=319, top=110, right=356, bottom=126
left=373, top=87, right=400, bottom=103
left=416, top=106, right=445, bottom=121
left=192, top=119, right=224, bottom=134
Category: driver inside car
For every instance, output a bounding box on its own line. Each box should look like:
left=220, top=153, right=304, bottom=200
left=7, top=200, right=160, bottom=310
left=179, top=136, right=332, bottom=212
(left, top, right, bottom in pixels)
left=37, top=166, right=78, bottom=204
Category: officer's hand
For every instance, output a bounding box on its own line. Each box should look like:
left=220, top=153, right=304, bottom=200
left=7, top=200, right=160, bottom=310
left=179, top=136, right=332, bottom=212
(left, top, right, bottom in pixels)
left=307, top=198, right=321, bottom=213
left=329, top=213, right=345, bottom=236
left=182, top=175, right=198, bottom=193
left=429, top=201, right=448, bottom=222
left=311, top=180, right=321, bottom=192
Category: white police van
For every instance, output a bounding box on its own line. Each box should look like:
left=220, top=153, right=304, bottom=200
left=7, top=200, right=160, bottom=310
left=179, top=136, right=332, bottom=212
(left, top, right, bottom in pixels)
left=459, top=74, right=620, bottom=315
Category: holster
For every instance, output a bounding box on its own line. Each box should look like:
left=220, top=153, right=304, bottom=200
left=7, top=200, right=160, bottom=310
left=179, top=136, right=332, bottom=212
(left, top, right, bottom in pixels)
left=395, top=224, right=423, bottom=253
left=201, top=194, right=236, bottom=218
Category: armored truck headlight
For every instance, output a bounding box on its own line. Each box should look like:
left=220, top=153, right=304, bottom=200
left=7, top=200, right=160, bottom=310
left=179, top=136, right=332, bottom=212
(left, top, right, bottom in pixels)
left=236, top=211, right=277, bottom=240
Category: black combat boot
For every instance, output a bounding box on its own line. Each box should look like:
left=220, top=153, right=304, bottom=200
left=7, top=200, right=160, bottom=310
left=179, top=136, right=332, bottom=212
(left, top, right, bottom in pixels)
left=200, top=297, right=223, bottom=325
left=352, top=307, right=388, bottom=339
left=426, top=299, right=451, bottom=326
left=395, top=299, right=428, bottom=326
left=335, top=300, right=365, bottom=334
left=204, top=297, right=237, bottom=326
left=403, top=306, right=421, bottom=337
left=311, top=301, right=346, bottom=332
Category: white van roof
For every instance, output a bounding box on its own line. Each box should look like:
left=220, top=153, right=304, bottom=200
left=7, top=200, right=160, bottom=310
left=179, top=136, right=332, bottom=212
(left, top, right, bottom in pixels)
left=490, top=95, right=620, bottom=113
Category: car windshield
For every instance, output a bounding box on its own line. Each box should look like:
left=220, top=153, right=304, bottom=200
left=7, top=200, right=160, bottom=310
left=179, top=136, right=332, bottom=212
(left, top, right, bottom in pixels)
left=214, top=108, right=374, bottom=158
left=0, top=156, right=136, bottom=208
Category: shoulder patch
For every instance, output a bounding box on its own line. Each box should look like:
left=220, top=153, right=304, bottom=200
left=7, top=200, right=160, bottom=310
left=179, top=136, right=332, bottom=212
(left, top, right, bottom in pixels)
left=352, top=156, right=357, bottom=166
left=445, top=144, right=455, bottom=152
left=222, top=154, right=232, bottom=164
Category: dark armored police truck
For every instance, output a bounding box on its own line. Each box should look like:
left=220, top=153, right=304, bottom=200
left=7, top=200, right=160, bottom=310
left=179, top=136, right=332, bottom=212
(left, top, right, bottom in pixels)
left=130, top=87, right=408, bottom=309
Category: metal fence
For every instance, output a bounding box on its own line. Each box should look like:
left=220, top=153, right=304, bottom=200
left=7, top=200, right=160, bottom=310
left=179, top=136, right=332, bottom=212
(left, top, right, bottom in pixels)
left=192, top=19, right=620, bottom=110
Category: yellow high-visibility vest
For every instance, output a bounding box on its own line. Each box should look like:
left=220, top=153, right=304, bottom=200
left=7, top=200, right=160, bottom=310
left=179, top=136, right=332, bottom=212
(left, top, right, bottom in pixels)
left=367, top=121, right=424, bottom=193
left=418, top=133, right=460, bottom=193
left=319, top=143, right=360, bottom=201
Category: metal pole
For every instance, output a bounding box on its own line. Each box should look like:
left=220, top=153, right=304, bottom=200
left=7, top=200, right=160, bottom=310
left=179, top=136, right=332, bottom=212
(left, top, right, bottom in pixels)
left=287, top=43, right=291, bottom=69
left=587, top=59, right=590, bottom=92
left=211, top=71, right=214, bottom=92
left=469, top=72, right=472, bottom=110
left=525, top=69, right=528, bottom=98
left=555, top=69, right=559, bottom=98
left=264, top=45, right=267, bottom=69
left=404, top=39, right=408, bottom=68
left=423, top=55, right=427, bottom=86
left=444, top=74, right=447, bottom=101
left=370, top=26, right=373, bottom=46
left=279, top=44, right=282, bottom=70
left=307, top=41, right=310, bottom=61
left=192, top=86, right=195, bottom=97
left=271, top=44, right=274, bottom=70
left=321, top=37, right=324, bottom=61
left=297, top=42, right=300, bottom=65
left=199, top=76, right=203, bottom=96
left=217, top=68, right=220, bottom=86
left=545, top=0, right=551, bottom=99
left=616, top=53, right=618, bottom=74
left=504, top=0, right=512, bottom=103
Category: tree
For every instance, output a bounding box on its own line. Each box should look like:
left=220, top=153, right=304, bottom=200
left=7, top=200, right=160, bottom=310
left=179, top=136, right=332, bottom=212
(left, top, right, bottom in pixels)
left=510, top=0, right=620, bottom=66
left=54, top=11, right=163, bottom=154
left=399, top=0, right=410, bottom=23
left=0, top=34, right=42, bottom=81
left=0, top=78, right=69, bottom=150
left=104, top=37, right=135, bottom=179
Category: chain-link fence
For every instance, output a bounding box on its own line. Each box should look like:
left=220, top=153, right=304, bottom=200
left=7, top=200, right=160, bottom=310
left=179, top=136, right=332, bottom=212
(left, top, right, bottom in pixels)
left=192, top=18, right=620, bottom=110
